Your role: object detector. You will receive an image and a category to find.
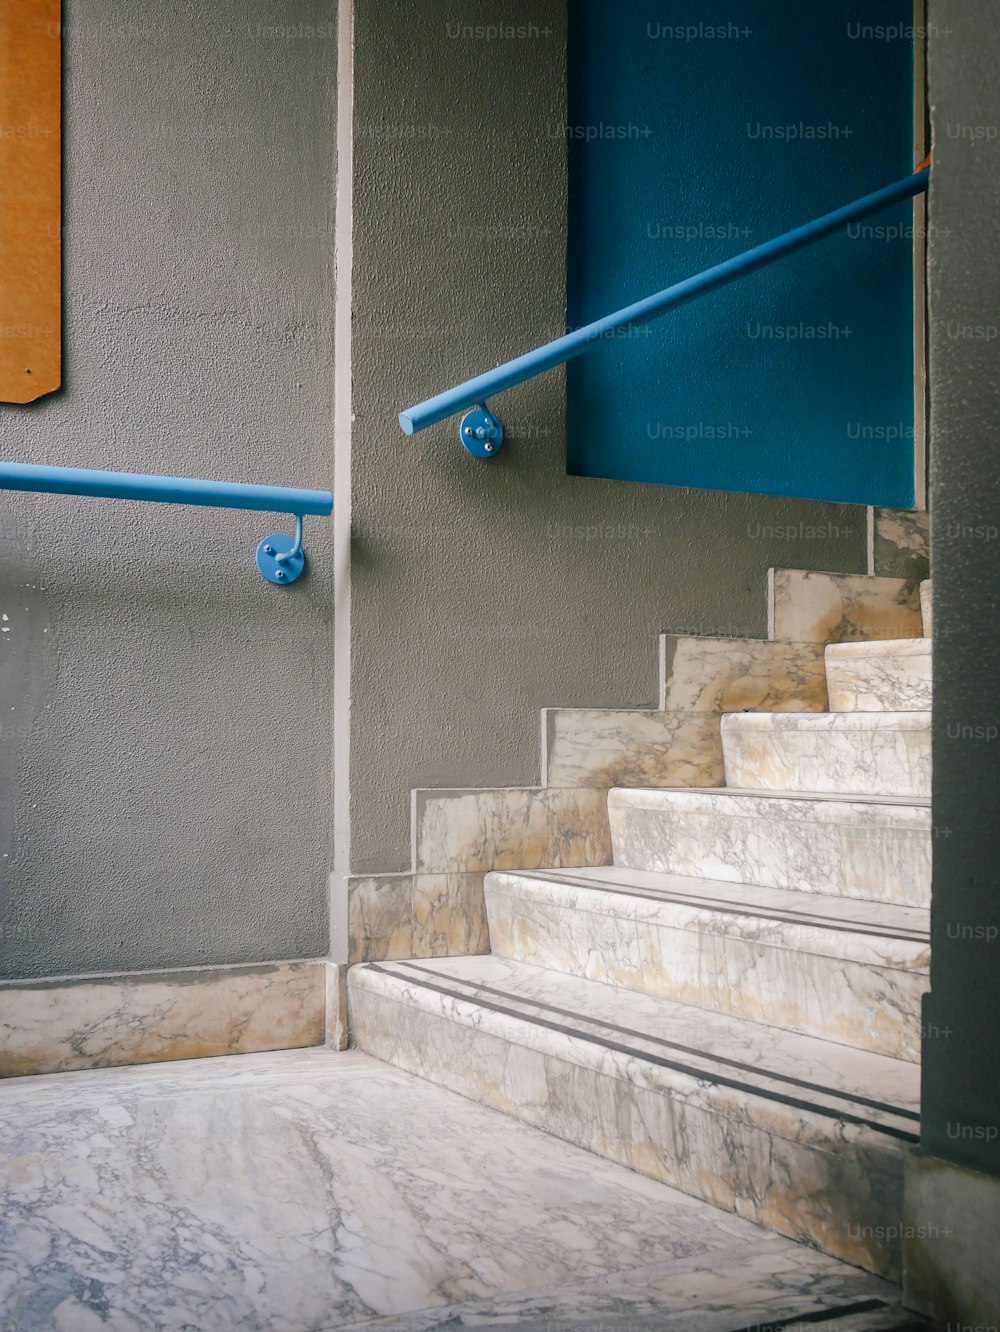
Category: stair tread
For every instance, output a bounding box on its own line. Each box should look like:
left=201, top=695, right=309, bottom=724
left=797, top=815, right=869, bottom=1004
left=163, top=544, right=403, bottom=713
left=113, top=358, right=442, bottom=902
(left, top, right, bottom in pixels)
left=826, top=638, right=931, bottom=659
left=487, top=866, right=930, bottom=969
left=354, top=955, right=920, bottom=1142
left=721, top=710, right=931, bottom=731
left=610, top=785, right=931, bottom=810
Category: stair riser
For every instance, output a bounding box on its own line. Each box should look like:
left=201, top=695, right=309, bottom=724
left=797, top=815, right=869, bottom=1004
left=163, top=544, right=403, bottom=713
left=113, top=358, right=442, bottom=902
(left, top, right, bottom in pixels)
left=542, top=710, right=723, bottom=789
left=485, top=883, right=928, bottom=1061
left=350, top=975, right=906, bottom=1279
left=873, top=508, right=930, bottom=582
left=412, top=787, right=611, bottom=874
left=826, top=652, right=932, bottom=713
left=659, top=636, right=828, bottom=713
left=769, top=570, right=923, bottom=643
left=721, top=718, right=931, bottom=798
left=608, top=795, right=931, bottom=908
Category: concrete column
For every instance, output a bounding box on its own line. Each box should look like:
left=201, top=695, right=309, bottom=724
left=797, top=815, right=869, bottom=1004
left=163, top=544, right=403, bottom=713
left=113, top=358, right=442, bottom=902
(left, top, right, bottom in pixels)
left=904, top=0, right=1000, bottom=1320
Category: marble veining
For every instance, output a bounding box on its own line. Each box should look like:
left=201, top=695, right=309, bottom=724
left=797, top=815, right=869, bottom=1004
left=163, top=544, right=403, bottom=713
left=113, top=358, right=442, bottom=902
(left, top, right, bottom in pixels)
left=608, top=787, right=932, bottom=908
left=826, top=639, right=932, bottom=712
left=351, top=957, right=918, bottom=1277
left=769, top=569, right=923, bottom=644
left=354, top=956, right=921, bottom=1130
left=352, top=1256, right=914, bottom=1330
left=484, top=867, right=929, bottom=1059
left=721, top=711, right=932, bottom=798
left=412, top=786, right=611, bottom=874
left=873, top=508, right=930, bottom=581
left=0, top=960, right=326, bottom=1078
left=659, top=634, right=828, bottom=713
left=347, top=872, right=489, bottom=963
left=0, top=1047, right=906, bottom=1331
left=542, top=708, right=723, bottom=788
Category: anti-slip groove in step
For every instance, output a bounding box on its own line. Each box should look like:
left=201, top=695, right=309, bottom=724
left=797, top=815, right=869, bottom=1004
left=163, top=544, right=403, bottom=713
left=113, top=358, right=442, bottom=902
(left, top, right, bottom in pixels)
left=504, top=870, right=930, bottom=944
left=724, top=1297, right=892, bottom=1331
left=378, top=961, right=919, bottom=1138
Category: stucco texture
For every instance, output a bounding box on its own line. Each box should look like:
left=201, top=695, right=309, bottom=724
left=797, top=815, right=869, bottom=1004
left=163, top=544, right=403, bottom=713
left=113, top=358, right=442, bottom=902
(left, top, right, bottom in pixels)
left=0, top=1, right=336, bottom=978
left=345, top=0, right=867, bottom=875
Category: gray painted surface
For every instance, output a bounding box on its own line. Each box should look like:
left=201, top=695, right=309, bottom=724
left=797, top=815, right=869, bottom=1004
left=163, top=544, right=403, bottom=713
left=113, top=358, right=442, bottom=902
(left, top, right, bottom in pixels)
left=923, top=0, right=1000, bottom=1175
left=0, top=1, right=336, bottom=979
left=343, top=0, right=867, bottom=878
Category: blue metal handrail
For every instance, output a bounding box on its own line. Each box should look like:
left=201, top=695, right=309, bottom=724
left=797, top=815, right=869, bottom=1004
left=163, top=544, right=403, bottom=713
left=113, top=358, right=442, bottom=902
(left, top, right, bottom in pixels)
left=0, top=461, right=333, bottom=585
left=399, top=167, right=931, bottom=455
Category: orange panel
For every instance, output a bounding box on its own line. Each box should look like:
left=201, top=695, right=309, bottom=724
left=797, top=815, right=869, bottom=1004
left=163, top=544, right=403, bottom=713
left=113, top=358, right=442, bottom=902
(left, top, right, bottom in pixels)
left=0, top=0, right=60, bottom=403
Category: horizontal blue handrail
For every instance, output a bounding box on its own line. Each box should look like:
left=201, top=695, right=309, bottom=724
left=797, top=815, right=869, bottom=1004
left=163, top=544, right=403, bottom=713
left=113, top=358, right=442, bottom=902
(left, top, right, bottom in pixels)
left=0, top=461, right=333, bottom=585
left=0, top=462, right=333, bottom=515
left=399, top=168, right=930, bottom=447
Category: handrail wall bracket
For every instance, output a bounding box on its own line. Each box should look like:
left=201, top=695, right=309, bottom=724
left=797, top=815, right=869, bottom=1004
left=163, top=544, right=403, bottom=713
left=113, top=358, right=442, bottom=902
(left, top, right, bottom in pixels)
left=0, top=461, right=333, bottom=587
left=256, top=514, right=306, bottom=584
left=460, top=404, right=503, bottom=458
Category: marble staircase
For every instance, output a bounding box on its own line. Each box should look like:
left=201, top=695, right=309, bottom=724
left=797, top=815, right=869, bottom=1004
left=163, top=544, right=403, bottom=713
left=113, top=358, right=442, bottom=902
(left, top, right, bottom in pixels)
left=351, top=549, right=932, bottom=1283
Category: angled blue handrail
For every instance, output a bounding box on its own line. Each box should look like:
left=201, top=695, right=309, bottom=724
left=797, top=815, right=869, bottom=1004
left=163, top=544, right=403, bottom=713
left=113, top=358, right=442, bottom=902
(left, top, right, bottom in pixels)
left=0, top=461, right=333, bottom=585
left=399, top=167, right=931, bottom=454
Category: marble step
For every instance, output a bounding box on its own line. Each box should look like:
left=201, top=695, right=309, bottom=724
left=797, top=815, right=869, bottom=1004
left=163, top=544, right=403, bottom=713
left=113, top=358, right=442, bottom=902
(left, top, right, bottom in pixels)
left=826, top=640, right=932, bottom=712
left=349, top=955, right=920, bottom=1278
left=608, top=787, right=931, bottom=908
left=721, top=712, right=931, bottom=798
left=920, top=579, right=932, bottom=636
left=769, top=570, right=923, bottom=643
left=484, top=867, right=930, bottom=1061
left=659, top=635, right=828, bottom=713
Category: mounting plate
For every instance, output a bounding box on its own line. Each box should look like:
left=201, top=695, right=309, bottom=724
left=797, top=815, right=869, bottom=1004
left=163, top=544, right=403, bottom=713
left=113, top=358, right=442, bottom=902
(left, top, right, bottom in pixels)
left=460, top=405, right=503, bottom=458
left=256, top=532, right=305, bottom=585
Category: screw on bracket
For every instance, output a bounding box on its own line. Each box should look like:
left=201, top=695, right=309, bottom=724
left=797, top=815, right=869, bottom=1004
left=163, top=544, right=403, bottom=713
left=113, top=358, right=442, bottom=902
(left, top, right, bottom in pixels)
left=458, top=404, right=504, bottom=459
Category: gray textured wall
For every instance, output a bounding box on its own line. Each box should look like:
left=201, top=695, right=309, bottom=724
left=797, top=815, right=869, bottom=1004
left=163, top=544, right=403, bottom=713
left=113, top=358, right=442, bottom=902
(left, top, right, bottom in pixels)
left=0, top=1, right=336, bottom=979
left=344, top=0, right=868, bottom=877
left=922, top=0, right=1000, bottom=1174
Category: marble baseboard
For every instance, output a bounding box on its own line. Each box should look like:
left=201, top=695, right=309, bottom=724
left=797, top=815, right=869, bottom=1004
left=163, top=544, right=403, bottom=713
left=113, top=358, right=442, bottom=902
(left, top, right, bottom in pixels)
left=659, top=634, right=828, bottom=713
left=903, top=1149, right=1000, bottom=1326
left=873, top=508, right=930, bottom=581
left=350, top=956, right=919, bottom=1278
left=826, top=639, right=932, bottom=713
left=608, top=788, right=932, bottom=908
left=0, top=960, right=328, bottom=1077
left=769, top=569, right=923, bottom=644
left=920, top=579, right=932, bottom=636
left=411, top=786, right=611, bottom=875
left=542, top=708, right=723, bottom=789
left=348, top=872, right=489, bottom=964
left=721, top=711, right=932, bottom=799
left=484, top=867, right=930, bottom=1060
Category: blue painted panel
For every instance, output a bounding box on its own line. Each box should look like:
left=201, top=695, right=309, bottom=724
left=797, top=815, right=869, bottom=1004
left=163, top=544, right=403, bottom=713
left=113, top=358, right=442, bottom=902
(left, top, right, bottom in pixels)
left=567, top=1, right=916, bottom=506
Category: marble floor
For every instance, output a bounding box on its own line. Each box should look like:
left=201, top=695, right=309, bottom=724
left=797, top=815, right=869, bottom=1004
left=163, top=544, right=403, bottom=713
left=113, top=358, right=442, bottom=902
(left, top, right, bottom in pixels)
left=0, top=1048, right=926, bottom=1332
